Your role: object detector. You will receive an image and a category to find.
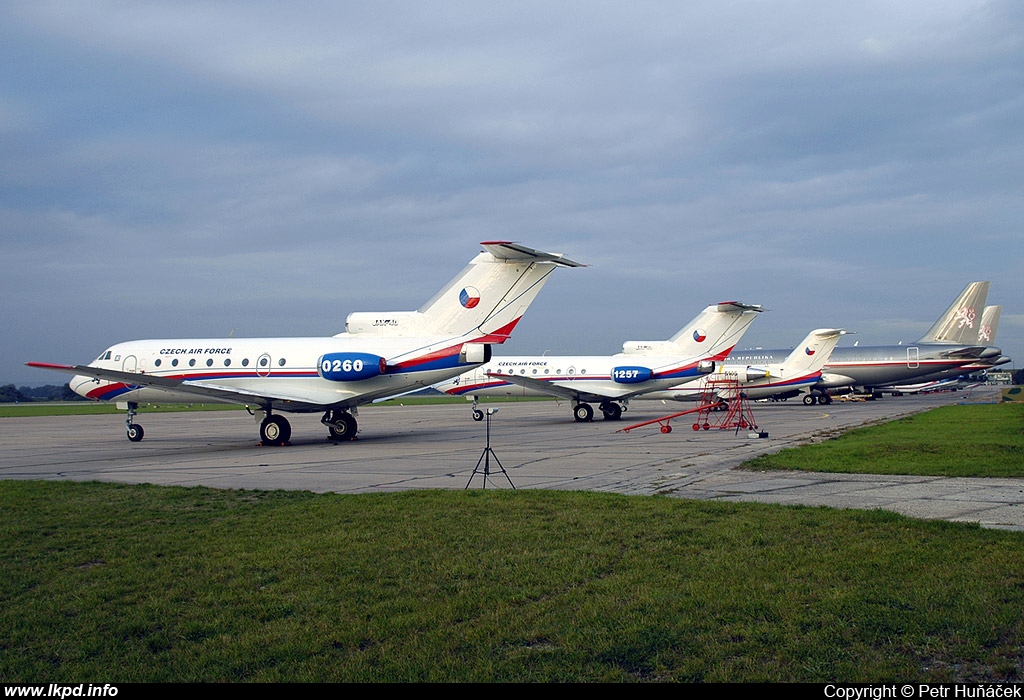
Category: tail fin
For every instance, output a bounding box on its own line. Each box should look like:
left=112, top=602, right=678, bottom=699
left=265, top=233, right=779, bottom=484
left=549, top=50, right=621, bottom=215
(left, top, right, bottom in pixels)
left=978, top=305, right=1001, bottom=345
left=917, top=281, right=989, bottom=344
left=342, top=241, right=583, bottom=341
left=777, top=328, right=845, bottom=374
left=620, top=301, right=765, bottom=359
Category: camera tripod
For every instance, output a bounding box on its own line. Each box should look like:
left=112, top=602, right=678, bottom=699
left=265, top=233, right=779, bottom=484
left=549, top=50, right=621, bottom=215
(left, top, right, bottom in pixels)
left=465, top=407, right=515, bottom=490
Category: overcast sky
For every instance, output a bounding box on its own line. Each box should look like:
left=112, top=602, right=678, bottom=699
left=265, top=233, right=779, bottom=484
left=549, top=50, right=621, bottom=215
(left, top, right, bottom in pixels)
left=3, top=1, right=1021, bottom=386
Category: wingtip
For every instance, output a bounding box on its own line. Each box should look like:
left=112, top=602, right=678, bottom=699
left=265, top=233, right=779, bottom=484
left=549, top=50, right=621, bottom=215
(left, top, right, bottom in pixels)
left=26, top=361, right=75, bottom=371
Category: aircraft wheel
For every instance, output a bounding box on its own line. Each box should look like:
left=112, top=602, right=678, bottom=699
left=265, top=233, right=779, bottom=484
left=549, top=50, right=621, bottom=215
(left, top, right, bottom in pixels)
left=600, top=402, right=622, bottom=420
left=573, top=403, right=594, bottom=422
left=127, top=424, right=144, bottom=442
left=328, top=413, right=357, bottom=440
left=472, top=409, right=484, bottom=422
left=819, top=393, right=832, bottom=405
left=661, top=425, right=672, bottom=434
left=803, top=394, right=817, bottom=406
left=692, top=423, right=700, bottom=431
left=261, top=415, right=291, bottom=446
left=702, top=423, right=711, bottom=431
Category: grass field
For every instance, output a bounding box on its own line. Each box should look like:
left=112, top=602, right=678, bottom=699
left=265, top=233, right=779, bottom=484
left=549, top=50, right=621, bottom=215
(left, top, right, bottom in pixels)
left=742, top=402, right=1024, bottom=478
left=2, top=401, right=1022, bottom=682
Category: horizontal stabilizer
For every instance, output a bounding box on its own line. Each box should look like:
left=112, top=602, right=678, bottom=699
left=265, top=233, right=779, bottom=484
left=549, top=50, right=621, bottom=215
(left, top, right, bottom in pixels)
left=480, top=241, right=586, bottom=267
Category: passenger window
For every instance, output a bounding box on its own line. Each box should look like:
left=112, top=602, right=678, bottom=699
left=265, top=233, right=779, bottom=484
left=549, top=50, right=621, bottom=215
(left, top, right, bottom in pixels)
left=206, top=359, right=213, bottom=367
left=224, top=359, right=231, bottom=367
left=242, top=358, right=249, bottom=367
left=172, top=359, right=179, bottom=367
left=154, top=359, right=162, bottom=367
left=278, top=358, right=286, bottom=367
left=189, top=359, right=196, bottom=367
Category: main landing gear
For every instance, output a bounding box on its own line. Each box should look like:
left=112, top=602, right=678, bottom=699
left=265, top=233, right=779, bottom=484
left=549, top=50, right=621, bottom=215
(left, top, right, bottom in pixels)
left=259, top=413, right=292, bottom=446
left=125, top=402, right=144, bottom=442
left=251, top=407, right=359, bottom=446
left=322, top=409, right=358, bottom=441
left=802, top=390, right=833, bottom=406
left=573, top=401, right=625, bottom=422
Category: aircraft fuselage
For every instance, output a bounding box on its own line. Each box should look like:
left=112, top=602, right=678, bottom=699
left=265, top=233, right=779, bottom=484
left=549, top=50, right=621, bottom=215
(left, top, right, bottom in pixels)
left=73, top=334, right=484, bottom=410
left=726, top=344, right=985, bottom=391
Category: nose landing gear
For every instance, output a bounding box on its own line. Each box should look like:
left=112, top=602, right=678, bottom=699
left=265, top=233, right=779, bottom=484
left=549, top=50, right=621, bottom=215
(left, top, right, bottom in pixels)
left=125, top=402, right=144, bottom=442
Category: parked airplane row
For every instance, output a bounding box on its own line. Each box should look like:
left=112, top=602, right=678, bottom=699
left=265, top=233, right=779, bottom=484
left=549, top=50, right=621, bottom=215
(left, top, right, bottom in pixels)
left=724, top=281, right=1005, bottom=403
left=28, top=240, right=1008, bottom=443
left=436, top=280, right=1007, bottom=420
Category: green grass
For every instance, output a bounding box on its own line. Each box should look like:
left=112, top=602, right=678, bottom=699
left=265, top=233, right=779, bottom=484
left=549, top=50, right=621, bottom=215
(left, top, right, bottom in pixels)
left=742, top=402, right=1024, bottom=478
left=2, top=482, right=1023, bottom=682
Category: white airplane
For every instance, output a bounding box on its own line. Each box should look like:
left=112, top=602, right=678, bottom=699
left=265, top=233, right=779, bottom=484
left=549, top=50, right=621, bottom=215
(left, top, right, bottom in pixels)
left=28, top=241, right=583, bottom=445
left=434, top=301, right=765, bottom=422
left=635, top=328, right=846, bottom=406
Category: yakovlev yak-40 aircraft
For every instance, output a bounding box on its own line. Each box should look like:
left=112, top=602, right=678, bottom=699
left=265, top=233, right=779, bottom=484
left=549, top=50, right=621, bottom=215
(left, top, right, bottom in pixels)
left=435, top=301, right=765, bottom=422
left=28, top=242, right=582, bottom=445
left=725, top=282, right=1001, bottom=401
left=636, top=328, right=846, bottom=406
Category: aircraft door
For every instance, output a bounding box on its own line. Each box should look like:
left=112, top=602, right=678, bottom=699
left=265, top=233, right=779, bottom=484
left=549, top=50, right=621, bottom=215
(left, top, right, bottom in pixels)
left=123, top=355, right=137, bottom=373
left=257, top=353, right=272, bottom=378
left=907, top=347, right=919, bottom=369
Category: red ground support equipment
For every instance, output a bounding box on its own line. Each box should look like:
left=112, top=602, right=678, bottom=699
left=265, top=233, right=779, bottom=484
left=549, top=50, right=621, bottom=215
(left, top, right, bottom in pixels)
left=616, top=403, right=721, bottom=435
left=695, top=374, right=758, bottom=433
left=617, top=372, right=763, bottom=437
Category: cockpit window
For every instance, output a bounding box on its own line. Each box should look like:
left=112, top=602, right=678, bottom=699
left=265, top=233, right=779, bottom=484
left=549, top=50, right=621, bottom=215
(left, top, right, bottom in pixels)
left=96, top=350, right=112, bottom=361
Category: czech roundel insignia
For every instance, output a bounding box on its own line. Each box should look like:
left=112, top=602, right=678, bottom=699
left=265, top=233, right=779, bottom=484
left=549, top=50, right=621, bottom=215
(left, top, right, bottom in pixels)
left=805, top=347, right=816, bottom=356
left=460, top=287, right=481, bottom=309
left=692, top=329, right=707, bottom=342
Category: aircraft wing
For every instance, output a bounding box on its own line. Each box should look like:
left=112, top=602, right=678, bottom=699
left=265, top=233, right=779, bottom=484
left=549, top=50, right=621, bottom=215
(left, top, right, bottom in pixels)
left=25, top=362, right=354, bottom=411
left=486, top=372, right=658, bottom=403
